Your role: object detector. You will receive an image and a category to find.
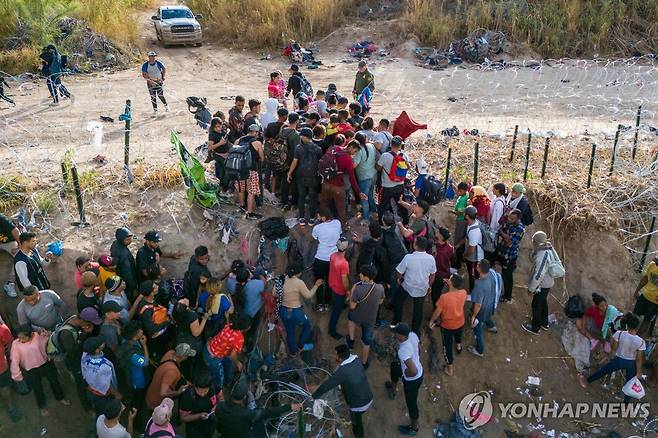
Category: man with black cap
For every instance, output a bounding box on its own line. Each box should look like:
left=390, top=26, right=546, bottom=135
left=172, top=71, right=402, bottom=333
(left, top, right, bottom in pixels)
left=376, top=135, right=410, bottom=224
left=287, top=127, right=322, bottom=226
left=81, top=336, right=121, bottom=417
left=215, top=378, right=302, bottom=437
left=311, top=344, right=373, bottom=438
left=386, top=322, right=424, bottom=436
left=235, top=124, right=265, bottom=220
left=110, top=227, right=138, bottom=300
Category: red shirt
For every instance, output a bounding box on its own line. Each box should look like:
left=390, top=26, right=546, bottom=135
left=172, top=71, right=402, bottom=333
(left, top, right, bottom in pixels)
left=0, top=324, right=13, bottom=373
left=328, top=252, right=349, bottom=296
left=434, top=242, right=455, bottom=279
left=207, top=324, right=244, bottom=358
left=328, top=147, right=361, bottom=196
left=585, top=306, right=605, bottom=330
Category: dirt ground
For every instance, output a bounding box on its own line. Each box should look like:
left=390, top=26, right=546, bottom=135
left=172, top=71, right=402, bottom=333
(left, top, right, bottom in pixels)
left=0, top=3, right=657, bottom=438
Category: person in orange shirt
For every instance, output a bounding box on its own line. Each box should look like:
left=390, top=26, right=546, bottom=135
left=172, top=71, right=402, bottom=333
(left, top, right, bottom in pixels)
left=428, top=273, right=467, bottom=376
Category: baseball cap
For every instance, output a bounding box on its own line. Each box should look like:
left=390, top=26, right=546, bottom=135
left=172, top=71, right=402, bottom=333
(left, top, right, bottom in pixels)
left=80, top=307, right=103, bottom=325
left=391, top=135, right=404, bottom=146
left=152, top=398, right=174, bottom=426
left=147, top=51, right=157, bottom=57
left=82, top=336, right=103, bottom=353
left=416, top=159, right=428, bottom=175
left=290, top=64, right=299, bottom=72
left=391, top=322, right=411, bottom=337
left=299, top=127, right=313, bottom=139
left=104, top=276, right=121, bottom=293
left=247, top=123, right=260, bottom=133
left=98, top=254, right=115, bottom=268
left=102, top=301, right=123, bottom=314
left=144, top=230, right=161, bottom=242
left=175, top=343, right=197, bottom=358
left=336, top=237, right=349, bottom=252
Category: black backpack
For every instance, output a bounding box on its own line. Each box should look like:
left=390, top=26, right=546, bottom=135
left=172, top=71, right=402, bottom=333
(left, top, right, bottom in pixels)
left=297, top=143, right=319, bottom=179
left=225, top=136, right=254, bottom=180
left=422, top=176, right=443, bottom=205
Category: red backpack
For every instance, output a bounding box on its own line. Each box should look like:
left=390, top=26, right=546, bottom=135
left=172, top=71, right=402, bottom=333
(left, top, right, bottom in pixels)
left=388, top=152, right=409, bottom=183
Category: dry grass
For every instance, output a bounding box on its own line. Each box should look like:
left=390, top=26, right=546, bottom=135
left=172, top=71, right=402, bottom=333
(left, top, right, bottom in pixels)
left=404, top=0, right=658, bottom=58
left=186, top=0, right=364, bottom=48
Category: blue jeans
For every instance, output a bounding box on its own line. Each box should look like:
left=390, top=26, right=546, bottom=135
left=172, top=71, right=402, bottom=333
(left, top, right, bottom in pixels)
left=329, top=293, right=347, bottom=336
left=280, top=306, right=311, bottom=354
left=474, top=318, right=495, bottom=354
left=587, top=356, right=637, bottom=403
left=358, top=178, right=376, bottom=220
left=203, top=346, right=233, bottom=389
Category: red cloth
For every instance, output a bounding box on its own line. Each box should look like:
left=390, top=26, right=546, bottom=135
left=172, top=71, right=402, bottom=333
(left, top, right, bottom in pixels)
left=392, top=111, right=427, bottom=139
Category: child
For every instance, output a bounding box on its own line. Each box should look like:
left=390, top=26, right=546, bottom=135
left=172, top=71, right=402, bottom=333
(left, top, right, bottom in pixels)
left=413, top=159, right=428, bottom=199
left=268, top=71, right=286, bottom=108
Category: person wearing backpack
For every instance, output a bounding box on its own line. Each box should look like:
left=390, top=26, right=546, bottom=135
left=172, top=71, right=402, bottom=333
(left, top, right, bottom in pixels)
left=234, top=124, right=265, bottom=220
left=348, top=133, right=377, bottom=223
left=508, top=183, right=534, bottom=226
left=464, top=206, right=484, bottom=291
left=522, top=231, right=556, bottom=335
left=376, top=136, right=410, bottom=225
left=287, top=127, right=323, bottom=226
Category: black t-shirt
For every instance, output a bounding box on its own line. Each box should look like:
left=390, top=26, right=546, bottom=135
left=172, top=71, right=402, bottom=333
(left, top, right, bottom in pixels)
left=0, top=214, right=16, bottom=244
left=136, top=244, right=162, bottom=280
left=209, top=130, right=230, bottom=155
left=179, top=386, right=217, bottom=436
left=77, top=289, right=100, bottom=313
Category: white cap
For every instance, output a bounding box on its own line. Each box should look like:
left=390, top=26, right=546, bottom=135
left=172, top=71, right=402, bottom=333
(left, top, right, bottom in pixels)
left=416, top=159, right=428, bottom=175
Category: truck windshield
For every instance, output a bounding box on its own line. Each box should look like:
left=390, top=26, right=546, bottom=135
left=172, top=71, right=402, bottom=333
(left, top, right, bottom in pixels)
left=162, top=9, right=193, bottom=19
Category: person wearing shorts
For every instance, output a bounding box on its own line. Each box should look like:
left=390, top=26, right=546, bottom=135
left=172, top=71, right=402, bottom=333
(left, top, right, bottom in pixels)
left=347, top=264, right=384, bottom=368
left=235, top=124, right=265, bottom=220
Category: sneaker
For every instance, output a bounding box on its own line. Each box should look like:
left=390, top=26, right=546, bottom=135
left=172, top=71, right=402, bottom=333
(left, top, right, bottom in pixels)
left=521, top=322, right=540, bottom=335
left=467, top=346, right=483, bottom=357
left=298, top=218, right=306, bottom=227
left=4, top=281, right=17, bottom=298
left=308, top=218, right=315, bottom=226
left=487, top=326, right=498, bottom=334
left=398, top=425, right=419, bottom=435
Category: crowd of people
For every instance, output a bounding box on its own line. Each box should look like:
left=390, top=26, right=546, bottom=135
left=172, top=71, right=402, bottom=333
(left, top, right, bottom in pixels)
left=0, top=50, right=654, bottom=438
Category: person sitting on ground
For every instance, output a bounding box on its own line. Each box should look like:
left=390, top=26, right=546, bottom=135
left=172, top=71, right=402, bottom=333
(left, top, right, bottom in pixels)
left=74, top=256, right=99, bottom=290
left=429, top=273, right=467, bottom=376
left=287, top=127, right=323, bottom=226
left=77, top=271, right=101, bottom=313
left=204, top=314, right=250, bottom=390
left=347, top=264, right=384, bottom=368
left=96, top=398, right=137, bottom=438
left=386, top=322, right=424, bottom=436
left=581, top=312, right=645, bottom=400
left=312, top=344, right=373, bottom=438
left=145, top=343, right=196, bottom=410
left=280, top=263, right=323, bottom=355
left=215, top=379, right=301, bottom=438
left=17, top=285, right=68, bottom=331
left=468, top=259, right=498, bottom=357
left=10, top=324, right=70, bottom=416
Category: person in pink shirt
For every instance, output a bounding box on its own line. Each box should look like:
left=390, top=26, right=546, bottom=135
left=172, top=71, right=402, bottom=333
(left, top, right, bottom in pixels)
left=0, top=321, right=21, bottom=422
left=10, top=324, right=70, bottom=415
left=74, top=256, right=100, bottom=290
left=328, top=238, right=350, bottom=340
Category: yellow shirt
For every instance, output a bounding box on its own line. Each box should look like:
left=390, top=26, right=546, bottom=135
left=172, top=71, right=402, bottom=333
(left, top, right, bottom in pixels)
left=642, top=261, right=658, bottom=305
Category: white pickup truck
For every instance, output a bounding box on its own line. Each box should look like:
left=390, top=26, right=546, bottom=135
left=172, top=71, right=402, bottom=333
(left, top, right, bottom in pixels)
left=151, top=5, right=203, bottom=47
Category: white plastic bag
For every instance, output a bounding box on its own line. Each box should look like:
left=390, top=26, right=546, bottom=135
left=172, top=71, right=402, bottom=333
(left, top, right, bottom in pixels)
left=622, top=376, right=645, bottom=399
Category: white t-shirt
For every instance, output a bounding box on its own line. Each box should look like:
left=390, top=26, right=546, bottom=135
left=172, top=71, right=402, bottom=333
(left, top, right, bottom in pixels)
left=466, top=221, right=484, bottom=262
left=613, top=330, right=646, bottom=361
left=374, top=131, right=392, bottom=153
left=378, top=151, right=408, bottom=188
left=396, top=251, right=437, bottom=297
left=96, top=415, right=130, bottom=438
left=312, top=219, right=342, bottom=262
left=398, top=332, right=423, bottom=381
